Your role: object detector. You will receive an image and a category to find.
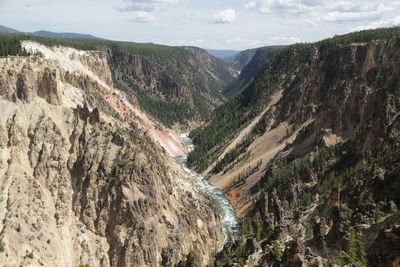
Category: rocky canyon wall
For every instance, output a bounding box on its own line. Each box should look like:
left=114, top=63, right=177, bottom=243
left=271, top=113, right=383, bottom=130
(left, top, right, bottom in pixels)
left=0, top=41, right=222, bottom=266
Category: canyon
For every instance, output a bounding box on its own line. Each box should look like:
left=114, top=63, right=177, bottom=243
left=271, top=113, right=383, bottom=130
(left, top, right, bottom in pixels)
left=0, top=26, right=400, bottom=267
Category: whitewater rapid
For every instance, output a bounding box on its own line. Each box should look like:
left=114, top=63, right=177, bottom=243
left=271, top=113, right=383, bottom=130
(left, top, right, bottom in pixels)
left=175, top=133, right=239, bottom=251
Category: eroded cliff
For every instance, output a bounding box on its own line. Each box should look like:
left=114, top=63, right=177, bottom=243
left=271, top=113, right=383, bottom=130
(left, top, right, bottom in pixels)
left=0, top=41, right=223, bottom=266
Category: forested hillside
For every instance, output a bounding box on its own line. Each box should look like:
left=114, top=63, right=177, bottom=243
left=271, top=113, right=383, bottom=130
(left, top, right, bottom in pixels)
left=0, top=33, right=236, bottom=127
left=223, top=46, right=285, bottom=97
left=189, top=27, right=400, bottom=172
left=230, top=48, right=257, bottom=71
left=110, top=45, right=236, bottom=126
left=0, top=34, right=29, bottom=56
left=190, top=27, right=400, bottom=266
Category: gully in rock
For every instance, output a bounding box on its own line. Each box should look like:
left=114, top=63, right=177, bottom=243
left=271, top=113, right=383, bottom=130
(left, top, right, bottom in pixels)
left=175, top=133, right=240, bottom=251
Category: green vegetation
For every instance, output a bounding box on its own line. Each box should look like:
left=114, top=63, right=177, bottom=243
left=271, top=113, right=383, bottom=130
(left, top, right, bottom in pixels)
left=241, top=211, right=264, bottom=241
left=0, top=34, right=29, bottom=56
left=206, top=26, right=400, bottom=266
left=108, top=45, right=231, bottom=126
left=333, top=228, right=367, bottom=267
left=261, top=152, right=322, bottom=193
left=188, top=39, right=295, bottom=171
left=251, top=112, right=270, bottom=136
left=197, top=108, right=270, bottom=175
left=268, top=240, right=284, bottom=261
left=176, top=250, right=202, bottom=267
left=189, top=26, right=400, bottom=171
left=189, top=105, right=272, bottom=173
left=224, top=45, right=286, bottom=97
left=293, top=26, right=400, bottom=51
left=0, top=33, right=194, bottom=57
left=188, top=99, right=250, bottom=171
left=211, top=237, right=247, bottom=266
left=211, top=211, right=267, bottom=266
left=212, top=217, right=282, bottom=266
left=134, top=87, right=194, bottom=127
left=0, top=33, right=233, bottom=127
left=212, top=135, right=254, bottom=174
left=228, top=160, right=262, bottom=190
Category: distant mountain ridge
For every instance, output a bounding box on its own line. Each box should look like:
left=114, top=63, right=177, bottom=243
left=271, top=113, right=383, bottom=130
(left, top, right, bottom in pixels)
left=0, top=25, right=103, bottom=40
left=32, top=30, right=103, bottom=40
left=205, top=49, right=240, bottom=63
left=207, top=47, right=276, bottom=72
left=0, top=25, right=20, bottom=34
left=223, top=46, right=285, bottom=96
left=230, top=48, right=257, bottom=70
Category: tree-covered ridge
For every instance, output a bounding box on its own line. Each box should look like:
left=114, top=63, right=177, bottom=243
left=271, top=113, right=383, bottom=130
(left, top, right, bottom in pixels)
left=108, top=45, right=232, bottom=127
left=0, top=33, right=192, bottom=57
left=0, top=34, right=29, bottom=56
left=0, top=33, right=235, bottom=127
left=188, top=99, right=249, bottom=171
left=223, top=45, right=285, bottom=97
left=205, top=25, right=400, bottom=266
left=298, top=26, right=400, bottom=49
left=188, top=42, right=295, bottom=171
left=188, top=26, right=400, bottom=171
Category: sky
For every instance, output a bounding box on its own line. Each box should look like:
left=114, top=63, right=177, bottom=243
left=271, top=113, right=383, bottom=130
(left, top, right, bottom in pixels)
left=1, top=0, right=400, bottom=50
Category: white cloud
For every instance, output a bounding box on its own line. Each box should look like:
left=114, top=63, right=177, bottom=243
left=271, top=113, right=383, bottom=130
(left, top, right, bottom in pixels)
left=128, top=11, right=157, bottom=23
left=113, top=0, right=181, bottom=23
left=302, top=2, right=393, bottom=26
left=171, top=39, right=204, bottom=46
left=225, top=36, right=300, bottom=48
left=351, top=16, right=400, bottom=31
left=246, top=0, right=394, bottom=27
left=328, top=1, right=358, bottom=12
left=270, top=36, right=301, bottom=43
left=4, top=0, right=400, bottom=51
left=25, top=3, right=39, bottom=8
left=212, top=9, right=236, bottom=24
left=225, top=38, right=265, bottom=47
left=302, top=18, right=318, bottom=26
left=244, top=2, right=256, bottom=9
left=24, top=1, right=52, bottom=8
left=245, top=0, right=319, bottom=15
left=322, top=11, right=382, bottom=23
left=322, top=4, right=392, bottom=23
left=114, top=0, right=181, bottom=12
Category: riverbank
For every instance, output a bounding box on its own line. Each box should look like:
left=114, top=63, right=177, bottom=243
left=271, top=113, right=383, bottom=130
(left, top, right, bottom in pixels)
left=175, top=133, right=240, bottom=251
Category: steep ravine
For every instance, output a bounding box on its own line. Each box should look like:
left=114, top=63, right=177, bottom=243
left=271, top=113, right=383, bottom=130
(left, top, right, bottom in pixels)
left=191, top=30, right=400, bottom=266
left=175, top=134, right=239, bottom=251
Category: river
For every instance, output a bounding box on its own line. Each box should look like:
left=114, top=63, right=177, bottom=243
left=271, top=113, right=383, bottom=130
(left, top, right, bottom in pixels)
left=174, top=133, right=239, bottom=251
